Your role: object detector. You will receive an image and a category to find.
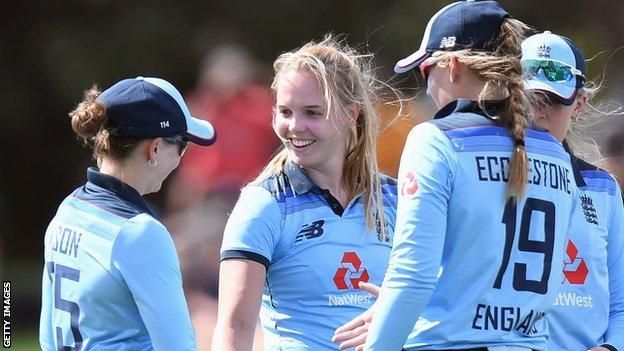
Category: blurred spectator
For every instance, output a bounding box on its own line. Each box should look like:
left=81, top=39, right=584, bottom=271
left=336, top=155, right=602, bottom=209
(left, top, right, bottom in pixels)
left=602, top=118, right=624, bottom=187
left=164, top=43, right=276, bottom=351
left=377, top=98, right=433, bottom=177
left=167, top=44, right=279, bottom=212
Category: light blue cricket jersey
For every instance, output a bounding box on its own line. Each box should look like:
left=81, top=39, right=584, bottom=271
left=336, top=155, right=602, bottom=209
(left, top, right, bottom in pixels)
left=39, top=168, right=196, bottom=351
left=365, top=99, right=579, bottom=351
left=220, top=161, right=397, bottom=350
left=547, top=155, right=624, bottom=351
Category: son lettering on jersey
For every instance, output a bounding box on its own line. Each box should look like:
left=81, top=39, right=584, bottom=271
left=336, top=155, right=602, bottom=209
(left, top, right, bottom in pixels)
left=328, top=293, right=374, bottom=306
left=553, top=292, right=593, bottom=308
left=51, top=226, right=83, bottom=258
left=471, top=303, right=546, bottom=334
left=475, top=156, right=571, bottom=194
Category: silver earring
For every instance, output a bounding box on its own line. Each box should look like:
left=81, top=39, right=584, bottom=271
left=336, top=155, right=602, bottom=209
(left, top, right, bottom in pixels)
left=148, top=159, right=158, bottom=168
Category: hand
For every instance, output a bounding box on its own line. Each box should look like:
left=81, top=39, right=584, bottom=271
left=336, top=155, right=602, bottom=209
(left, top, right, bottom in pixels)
left=588, top=347, right=611, bottom=351
left=332, top=282, right=380, bottom=351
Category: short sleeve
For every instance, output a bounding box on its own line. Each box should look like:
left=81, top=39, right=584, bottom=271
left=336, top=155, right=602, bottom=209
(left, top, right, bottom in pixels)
left=220, top=185, right=282, bottom=270
left=112, top=214, right=196, bottom=351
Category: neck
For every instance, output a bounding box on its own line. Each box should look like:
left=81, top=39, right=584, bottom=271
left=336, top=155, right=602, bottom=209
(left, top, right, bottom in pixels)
left=99, top=157, right=148, bottom=195
left=304, top=161, right=349, bottom=206
left=455, top=67, right=507, bottom=102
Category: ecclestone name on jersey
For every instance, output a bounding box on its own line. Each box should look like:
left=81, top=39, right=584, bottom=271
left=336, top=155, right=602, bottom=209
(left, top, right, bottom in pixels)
left=475, top=155, right=571, bottom=194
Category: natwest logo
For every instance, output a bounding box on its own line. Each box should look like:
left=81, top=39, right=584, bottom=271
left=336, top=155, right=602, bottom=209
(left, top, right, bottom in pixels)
left=333, top=252, right=369, bottom=290
left=563, top=239, right=589, bottom=285
left=401, top=170, right=419, bottom=196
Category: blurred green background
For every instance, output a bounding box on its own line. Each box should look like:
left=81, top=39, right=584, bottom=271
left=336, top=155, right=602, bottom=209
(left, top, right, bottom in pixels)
left=2, top=0, right=624, bottom=349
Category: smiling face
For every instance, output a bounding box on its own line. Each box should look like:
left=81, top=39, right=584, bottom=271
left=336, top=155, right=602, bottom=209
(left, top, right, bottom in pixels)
left=273, top=69, right=350, bottom=173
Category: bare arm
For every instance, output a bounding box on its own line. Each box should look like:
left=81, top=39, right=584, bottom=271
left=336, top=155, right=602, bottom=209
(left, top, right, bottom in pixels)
left=211, top=259, right=266, bottom=351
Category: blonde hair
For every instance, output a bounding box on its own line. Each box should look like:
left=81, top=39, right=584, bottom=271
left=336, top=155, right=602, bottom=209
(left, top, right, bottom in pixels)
left=528, top=63, right=624, bottom=165
left=256, top=35, right=394, bottom=240
left=69, top=85, right=140, bottom=160
left=432, top=18, right=532, bottom=200
left=565, top=82, right=623, bottom=164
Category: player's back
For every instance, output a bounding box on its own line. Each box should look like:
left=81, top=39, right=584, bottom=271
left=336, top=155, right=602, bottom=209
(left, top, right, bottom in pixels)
left=547, top=158, right=624, bottom=350
left=403, top=104, right=578, bottom=349
left=40, top=177, right=155, bottom=350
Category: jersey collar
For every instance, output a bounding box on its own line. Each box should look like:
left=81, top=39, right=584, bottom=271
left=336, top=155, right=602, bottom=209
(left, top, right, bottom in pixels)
left=433, top=98, right=508, bottom=121
left=86, top=167, right=155, bottom=216
left=284, top=161, right=316, bottom=195
left=283, top=161, right=347, bottom=216
left=562, top=141, right=587, bottom=187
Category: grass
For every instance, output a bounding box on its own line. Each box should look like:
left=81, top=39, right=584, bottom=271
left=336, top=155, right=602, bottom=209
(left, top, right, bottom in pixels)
left=8, top=331, right=39, bottom=351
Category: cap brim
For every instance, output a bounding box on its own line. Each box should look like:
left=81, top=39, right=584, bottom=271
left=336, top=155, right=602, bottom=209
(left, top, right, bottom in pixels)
left=524, top=79, right=577, bottom=106
left=394, top=50, right=431, bottom=74
left=184, top=116, right=216, bottom=146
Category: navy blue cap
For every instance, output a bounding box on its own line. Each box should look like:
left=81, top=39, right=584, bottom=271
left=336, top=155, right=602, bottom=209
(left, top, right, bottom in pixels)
left=96, top=76, right=216, bottom=146
left=395, top=0, right=509, bottom=73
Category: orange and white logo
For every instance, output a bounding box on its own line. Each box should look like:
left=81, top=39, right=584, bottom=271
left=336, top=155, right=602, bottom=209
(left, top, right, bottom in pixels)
left=401, top=170, right=419, bottom=196
left=563, top=239, right=589, bottom=285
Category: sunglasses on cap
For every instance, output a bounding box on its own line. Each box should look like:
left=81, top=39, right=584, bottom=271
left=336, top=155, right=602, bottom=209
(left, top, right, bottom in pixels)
left=522, top=59, right=585, bottom=84
left=162, top=136, right=189, bottom=157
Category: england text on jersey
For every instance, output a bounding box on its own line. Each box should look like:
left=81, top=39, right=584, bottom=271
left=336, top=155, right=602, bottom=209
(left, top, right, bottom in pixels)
left=471, top=303, right=546, bottom=334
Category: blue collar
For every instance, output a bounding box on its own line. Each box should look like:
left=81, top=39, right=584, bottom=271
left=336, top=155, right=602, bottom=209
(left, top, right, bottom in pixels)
left=561, top=142, right=587, bottom=188
left=283, top=161, right=346, bottom=216
left=86, top=167, right=155, bottom=216
left=433, top=98, right=509, bottom=121
left=284, top=161, right=316, bottom=195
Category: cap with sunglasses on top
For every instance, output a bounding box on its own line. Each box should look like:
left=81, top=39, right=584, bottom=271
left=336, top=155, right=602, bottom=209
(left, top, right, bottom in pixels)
left=521, top=31, right=587, bottom=106
left=394, top=0, right=509, bottom=74
left=96, top=76, right=217, bottom=147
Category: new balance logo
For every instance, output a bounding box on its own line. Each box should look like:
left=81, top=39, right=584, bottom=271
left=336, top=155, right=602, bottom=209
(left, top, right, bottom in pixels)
left=580, top=194, right=599, bottom=225
left=439, top=36, right=456, bottom=49
left=295, top=220, right=325, bottom=242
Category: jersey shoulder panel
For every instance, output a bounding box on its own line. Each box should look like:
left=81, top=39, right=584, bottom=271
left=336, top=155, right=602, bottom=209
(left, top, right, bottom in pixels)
left=429, top=112, right=494, bottom=132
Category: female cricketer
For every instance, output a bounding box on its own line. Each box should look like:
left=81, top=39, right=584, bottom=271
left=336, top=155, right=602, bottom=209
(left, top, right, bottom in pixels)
left=363, top=1, right=580, bottom=350
left=211, top=36, right=398, bottom=350
left=522, top=31, right=624, bottom=351
left=39, top=76, right=216, bottom=350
